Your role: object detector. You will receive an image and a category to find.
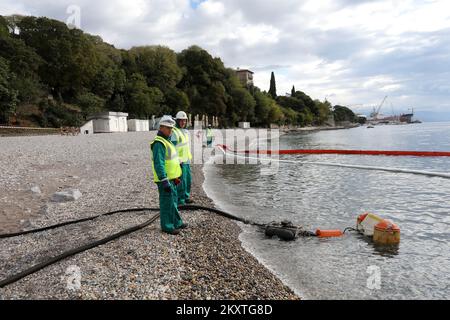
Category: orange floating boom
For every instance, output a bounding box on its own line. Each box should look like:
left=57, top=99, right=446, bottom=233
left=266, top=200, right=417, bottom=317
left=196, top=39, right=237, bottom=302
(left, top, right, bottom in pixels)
left=218, top=145, right=450, bottom=157
left=316, top=229, right=344, bottom=238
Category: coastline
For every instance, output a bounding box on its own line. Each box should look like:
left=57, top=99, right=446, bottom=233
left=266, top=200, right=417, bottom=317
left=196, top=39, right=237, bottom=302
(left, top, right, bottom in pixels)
left=0, top=132, right=299, bottom=300
left=280, top=124, right=360, bottom=134
left=202, top=154, right=309, bottom=299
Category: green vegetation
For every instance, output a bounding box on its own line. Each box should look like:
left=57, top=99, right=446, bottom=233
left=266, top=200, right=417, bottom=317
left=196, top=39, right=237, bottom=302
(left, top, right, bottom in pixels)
left=332, top=105, right=358, bottom=123
left=0, top=56, right=18, bottom=123
left=269, top=72, right=277, bottom=99
left=0, top=15, right=358, bottom=128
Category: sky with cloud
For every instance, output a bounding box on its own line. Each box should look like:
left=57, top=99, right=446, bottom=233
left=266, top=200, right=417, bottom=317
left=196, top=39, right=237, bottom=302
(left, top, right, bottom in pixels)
left=1, top=0, right=450, bottom=120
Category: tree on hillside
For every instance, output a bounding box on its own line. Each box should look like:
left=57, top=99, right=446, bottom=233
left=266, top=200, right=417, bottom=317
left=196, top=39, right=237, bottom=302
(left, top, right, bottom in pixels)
left=0, top=16, right=9, bottom=37
left=125, top=73, right=164, bottom=119
left=164, top=88, right=190, bottom=115
left=128, top=46, right=182, bottom=93
left=231, top=86, right=256, bottom=122
left=178, top=45, right=231, bottom=124
left=291, top=90, right=318, bottom=116
left=0, top=33, right=44, bottom=104
left=277, top=96, right=306, bottom=113
left=0, top=57, right=18, bottom=124
left=314, top=99, right=332, bottom=125
left=296, top=107, right=314, bottom=126
left=84, top=36, right=128, bottom=113
left=0, top=14, right=335, bottom=129
left=268, top=102, right=284, bottom=125
left=17, top=17, right=100, bottom=98
left=76, top=92, right=105, bottom=118
left=253, top=89, right=272, bottom=126
left=333, top=105, right=357, bottom=123
left=269, top=71, right=277, bottom=99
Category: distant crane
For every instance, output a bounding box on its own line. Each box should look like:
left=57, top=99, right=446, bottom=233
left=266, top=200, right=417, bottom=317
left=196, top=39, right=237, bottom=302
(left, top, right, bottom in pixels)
left=370, top=96, right=388, bottom=120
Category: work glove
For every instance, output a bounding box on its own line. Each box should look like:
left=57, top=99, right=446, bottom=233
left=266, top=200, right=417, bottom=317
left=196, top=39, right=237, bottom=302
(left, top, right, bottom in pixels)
left=162, top=180, right=172, bottom=193
left=174, top=178, right=181, bottom=186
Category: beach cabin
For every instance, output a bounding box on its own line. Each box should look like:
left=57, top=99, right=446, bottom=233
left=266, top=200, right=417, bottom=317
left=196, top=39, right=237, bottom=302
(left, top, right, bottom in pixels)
left=88, top=112, right=129, bottom=133
left=79, top=120, right=94, bottom=135
left=128, top=119, right=149, bottom=132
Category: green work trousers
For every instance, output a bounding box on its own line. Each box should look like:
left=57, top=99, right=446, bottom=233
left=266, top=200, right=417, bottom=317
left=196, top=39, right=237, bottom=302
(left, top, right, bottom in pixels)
left=157, top=181, right=184, bottom=232
left=177, top=163, right=192, bottom=205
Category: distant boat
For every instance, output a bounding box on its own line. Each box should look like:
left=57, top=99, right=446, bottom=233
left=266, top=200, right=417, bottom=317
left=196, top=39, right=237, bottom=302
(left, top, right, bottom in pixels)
left=367, top=97, right=417, bottom=124
left=399, top=113, right=414, bottom=123
left=367, top=125, right=375, bottom=129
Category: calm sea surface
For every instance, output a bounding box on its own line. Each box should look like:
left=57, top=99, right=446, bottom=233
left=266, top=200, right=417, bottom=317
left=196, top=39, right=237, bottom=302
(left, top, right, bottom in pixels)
left=204, top=122, right=450, bottom=299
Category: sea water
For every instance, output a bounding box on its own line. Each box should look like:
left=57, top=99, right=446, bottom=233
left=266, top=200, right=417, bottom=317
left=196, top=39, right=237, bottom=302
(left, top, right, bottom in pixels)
left=204, top=122, right=450, bottom=300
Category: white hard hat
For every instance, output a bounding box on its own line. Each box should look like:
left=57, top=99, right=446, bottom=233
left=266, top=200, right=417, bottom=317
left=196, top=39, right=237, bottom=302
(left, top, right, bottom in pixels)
left=159, top=115, right=176, bottom=128
left=176, top=111, right=188, bottom=120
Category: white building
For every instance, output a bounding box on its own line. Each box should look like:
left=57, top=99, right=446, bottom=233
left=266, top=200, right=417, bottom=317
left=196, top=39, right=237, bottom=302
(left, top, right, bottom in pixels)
left=235, top=69, right=254, bottom=87
left=238, top=122, right=251, bottom=129
left=88, top=112, right=129, bottom=133
left=80, top=120, right=94, bottom=135
left=128, top=119, right=149, bottom=132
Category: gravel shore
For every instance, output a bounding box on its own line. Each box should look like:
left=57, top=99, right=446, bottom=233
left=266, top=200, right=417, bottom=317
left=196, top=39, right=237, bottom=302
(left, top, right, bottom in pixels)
left=0, top=132, right=299, bottom=300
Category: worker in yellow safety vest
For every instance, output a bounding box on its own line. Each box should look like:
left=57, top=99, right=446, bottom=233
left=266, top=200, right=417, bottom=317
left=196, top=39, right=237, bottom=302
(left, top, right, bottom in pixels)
left=151, top=115, right=187, bottom=235
left=171, top=111, right=194, bottom=205
left=206, top=124, right=214, bottom=147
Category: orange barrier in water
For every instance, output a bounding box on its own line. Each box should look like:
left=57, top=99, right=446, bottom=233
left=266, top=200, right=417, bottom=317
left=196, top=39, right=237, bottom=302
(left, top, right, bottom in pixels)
left=316, top=229, right=344, bottom=238
left=218, top=145, right=450, bottom=157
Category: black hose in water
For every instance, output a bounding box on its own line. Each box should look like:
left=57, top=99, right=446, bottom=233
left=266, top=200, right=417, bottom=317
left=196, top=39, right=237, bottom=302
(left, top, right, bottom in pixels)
left=343, top=227, right=358, bottom=234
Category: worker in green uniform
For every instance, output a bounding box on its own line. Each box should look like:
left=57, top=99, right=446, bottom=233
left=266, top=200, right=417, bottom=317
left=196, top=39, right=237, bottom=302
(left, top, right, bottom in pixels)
left=151, top=116, right=187, bottom=235
left=206, top=124, right=214, bottom=148
left=171, top=111, right=194, bottom=206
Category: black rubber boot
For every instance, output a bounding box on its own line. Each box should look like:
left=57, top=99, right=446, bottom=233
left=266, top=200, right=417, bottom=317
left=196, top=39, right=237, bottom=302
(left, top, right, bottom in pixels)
left=164, top=229, right=181, bottom=235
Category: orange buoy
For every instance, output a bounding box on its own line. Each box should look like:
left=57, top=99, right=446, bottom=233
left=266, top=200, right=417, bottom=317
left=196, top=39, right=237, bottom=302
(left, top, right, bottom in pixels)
left=316, top=229, right=344, bottom=238
left=373, top=220, right=401, bottom=245
left=357, top=213, right=368, bottom=224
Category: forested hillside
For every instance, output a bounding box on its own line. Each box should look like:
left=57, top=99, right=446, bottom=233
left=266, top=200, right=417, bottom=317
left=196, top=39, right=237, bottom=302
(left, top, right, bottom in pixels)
left=0, top=15, right=357, bottom=128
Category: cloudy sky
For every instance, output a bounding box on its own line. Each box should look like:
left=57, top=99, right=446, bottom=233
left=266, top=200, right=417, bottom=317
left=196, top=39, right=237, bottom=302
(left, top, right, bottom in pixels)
left=1, top=0, right=450, bottom=120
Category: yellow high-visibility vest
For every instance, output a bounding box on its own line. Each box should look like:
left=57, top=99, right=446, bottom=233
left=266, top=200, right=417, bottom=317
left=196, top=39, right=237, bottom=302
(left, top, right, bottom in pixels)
left=151, top=136, right=182, bottom=182
left=206, top=128, right=214, bottom=139
left=172, top=127, right=193, bottom=163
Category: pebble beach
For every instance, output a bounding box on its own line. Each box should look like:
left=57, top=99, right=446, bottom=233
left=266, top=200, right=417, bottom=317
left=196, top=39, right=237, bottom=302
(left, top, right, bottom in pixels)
left=0, top=132, right=299, bottom=300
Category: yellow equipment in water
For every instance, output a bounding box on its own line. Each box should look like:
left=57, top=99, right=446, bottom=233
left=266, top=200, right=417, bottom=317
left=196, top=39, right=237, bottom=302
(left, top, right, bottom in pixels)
left=356, top=213, right=400, bottom=245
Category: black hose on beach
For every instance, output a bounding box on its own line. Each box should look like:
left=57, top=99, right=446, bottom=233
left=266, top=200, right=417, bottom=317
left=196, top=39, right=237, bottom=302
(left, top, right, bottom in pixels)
left=0, top=208, right=161, bottom=239
left=0, top=213, right=160, bottom=289
left=0, top=205, right=264, bottom=288
left=0, top=205, right=261, bottom=239
left=180, top=204, right=266, bottom=227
